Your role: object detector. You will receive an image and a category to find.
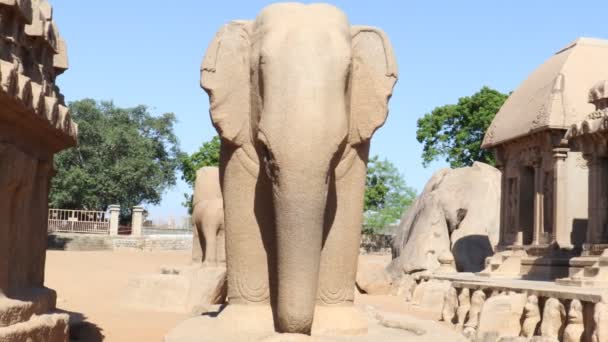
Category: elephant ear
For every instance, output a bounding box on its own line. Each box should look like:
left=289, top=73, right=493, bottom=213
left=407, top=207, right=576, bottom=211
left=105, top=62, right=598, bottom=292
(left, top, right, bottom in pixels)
left=201, top=21, right=252, bottom=146
left=349, top=26, right=398, bottom=145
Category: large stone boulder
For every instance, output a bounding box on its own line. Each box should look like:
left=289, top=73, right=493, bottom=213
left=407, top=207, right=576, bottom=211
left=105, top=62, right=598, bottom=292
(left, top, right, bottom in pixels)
left=388, top=162, right=501, bottom=275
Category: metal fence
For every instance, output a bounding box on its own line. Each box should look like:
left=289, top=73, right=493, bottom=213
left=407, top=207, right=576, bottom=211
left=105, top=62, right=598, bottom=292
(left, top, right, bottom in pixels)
left=48, top=209, right=110, bottom=234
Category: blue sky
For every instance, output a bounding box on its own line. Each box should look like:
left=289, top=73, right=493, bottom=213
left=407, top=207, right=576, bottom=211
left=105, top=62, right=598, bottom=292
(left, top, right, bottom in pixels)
left=51, top=1, right=607, bottom=220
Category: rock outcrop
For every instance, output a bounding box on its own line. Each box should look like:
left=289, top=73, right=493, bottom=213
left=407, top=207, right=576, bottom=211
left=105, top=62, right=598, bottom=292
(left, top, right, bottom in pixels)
left=388, top=162, right=501, bottom=276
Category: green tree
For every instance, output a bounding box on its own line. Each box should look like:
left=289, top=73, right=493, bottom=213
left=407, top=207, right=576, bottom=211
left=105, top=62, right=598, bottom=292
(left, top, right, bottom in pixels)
left=179, top=136, right=221, bottom=213
left=363, top=156, right=417, bottom=234
left=416, top=86, right=508, bottom=168
left=50, top=99, right=182, bottom=222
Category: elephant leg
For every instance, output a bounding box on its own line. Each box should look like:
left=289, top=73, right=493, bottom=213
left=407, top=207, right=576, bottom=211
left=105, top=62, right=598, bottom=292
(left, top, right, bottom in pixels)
left=315, top=146, right=369, bottom=332
left=217, top=219, right=226, bottom=264
left=202, top=214, right=219, bottom=266
left=222, top=147, right=272, bottom=304
left=191, top=210, right=205, bottom=264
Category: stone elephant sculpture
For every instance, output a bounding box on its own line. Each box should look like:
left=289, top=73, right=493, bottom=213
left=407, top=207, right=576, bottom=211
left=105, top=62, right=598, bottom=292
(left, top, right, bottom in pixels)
left=201, top=3, right=397, bottom=334
left=191, top=166, right=225, bottom=266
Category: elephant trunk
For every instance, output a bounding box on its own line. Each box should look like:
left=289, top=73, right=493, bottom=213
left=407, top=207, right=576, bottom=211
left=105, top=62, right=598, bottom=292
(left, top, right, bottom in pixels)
left=273, top=170, right=329, bottom=334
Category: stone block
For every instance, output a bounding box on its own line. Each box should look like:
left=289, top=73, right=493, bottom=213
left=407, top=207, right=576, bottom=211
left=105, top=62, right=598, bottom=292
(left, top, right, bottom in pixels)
left=411, top=280, right=451, bottom=320
left=477, top=293, right=526, bottom=341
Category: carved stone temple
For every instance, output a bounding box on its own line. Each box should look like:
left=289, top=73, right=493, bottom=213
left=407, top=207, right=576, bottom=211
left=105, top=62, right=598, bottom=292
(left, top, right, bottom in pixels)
left=0, top=1, right=76, bottom=341
left=480, top=37, right=608, bottom=279
left=409, top=38, right=608, bottom=342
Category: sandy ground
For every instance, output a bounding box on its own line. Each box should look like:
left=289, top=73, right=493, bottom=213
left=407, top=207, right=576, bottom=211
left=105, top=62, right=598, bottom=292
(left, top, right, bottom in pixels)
left=45, top=251, right=445, bottom=342
left=46, top=250, right=191, bottom=342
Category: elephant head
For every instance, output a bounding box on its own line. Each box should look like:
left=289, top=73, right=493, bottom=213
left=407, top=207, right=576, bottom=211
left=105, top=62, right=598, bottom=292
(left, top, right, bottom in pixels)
left=201, top=3, right=397, bottom=334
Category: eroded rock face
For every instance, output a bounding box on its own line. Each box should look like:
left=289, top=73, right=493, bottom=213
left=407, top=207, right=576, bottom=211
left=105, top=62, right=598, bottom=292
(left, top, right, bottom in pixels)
left=388, top=162, right=501, bottom=275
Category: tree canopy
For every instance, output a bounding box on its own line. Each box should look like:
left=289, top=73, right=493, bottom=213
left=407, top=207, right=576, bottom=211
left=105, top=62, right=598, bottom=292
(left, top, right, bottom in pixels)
left=50, top=99, right=182, bottom=221
left=363, top=155, right=417, bottom=234
left=416, top=86, right=508, bottom=168
left=179, top=135, right=221, bottom=213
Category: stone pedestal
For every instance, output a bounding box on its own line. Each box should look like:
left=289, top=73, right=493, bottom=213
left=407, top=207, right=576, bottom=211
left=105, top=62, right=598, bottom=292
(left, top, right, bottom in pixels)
left=0, top=1, right=76, bottom=341
left=164, top=304, right=450, bottom=342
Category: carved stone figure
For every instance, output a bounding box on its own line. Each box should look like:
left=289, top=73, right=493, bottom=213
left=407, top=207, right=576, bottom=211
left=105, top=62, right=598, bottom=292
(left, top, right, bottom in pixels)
left=563, top=299, right=584, bottom=342
left=442, top=287, right=458, bottom=325
left=592, top=299, right=608, bottom=342
left=191, top=166, right=225, bottom=266
left=521, top=295, right=541, bottom=338
left=456, top=288, right=471, bottom=329
left=388, top=163, right=501, bottom=275
left=540, top=298, right=566, bottom=339
left=200, top=2, right=397, bottom=335
left=464, top=289, right=486, bottom=336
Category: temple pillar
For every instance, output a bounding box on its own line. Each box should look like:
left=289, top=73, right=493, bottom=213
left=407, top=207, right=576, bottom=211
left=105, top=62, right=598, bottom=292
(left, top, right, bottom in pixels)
left=533, top=162, right=544, bottom=245
left=587, top=154, right=602, bottom=245
left=553, top=147, right=569, bottom=247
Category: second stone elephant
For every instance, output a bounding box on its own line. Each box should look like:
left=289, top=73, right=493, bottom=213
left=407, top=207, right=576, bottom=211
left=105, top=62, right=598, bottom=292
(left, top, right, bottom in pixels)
left=191, top=166, right=225, bottom=266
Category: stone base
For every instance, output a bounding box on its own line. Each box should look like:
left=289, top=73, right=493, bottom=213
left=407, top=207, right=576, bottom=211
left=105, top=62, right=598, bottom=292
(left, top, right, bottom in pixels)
left=0, top=287, right=69, bottom=342
left=0, top=313, right=69, bottom=342
left=164, top=304, right=467, bottom=342
left=123, top=264, right=227, bottom=314
left=555, top=251, right=608, bottom=287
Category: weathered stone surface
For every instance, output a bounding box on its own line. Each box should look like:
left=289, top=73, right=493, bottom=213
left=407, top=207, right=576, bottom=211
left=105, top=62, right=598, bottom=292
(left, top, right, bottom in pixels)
left=540, top=298, right=565, bottom=339
left=0, top=1, right=77, bottom=142
left=411, top=280, right=451, bottom=320
left=124, top=265, right=227, bottom=314
left=456, top=287, right=471, bottom=329
left=477, top=293, right=526, bottom=341
left=592, top=300, right=608, bottom=342
left=193, top=2, right=398, bottom=335
left=464, top=289, right=486, bottom=337
left=441, top=287, right=458, bottom=325
left=0, top=313, right=69, bottom=342
left=392, top=274, right=417, bottom=301
left=0, top=1, right=74, bottom=341
left=389, top=162, right=500, bottom=275
left=521, top=295, right=541, bottom=338
left=563, top=299, right=583, bottom=342
left=356, top=258, right=392, bottom=295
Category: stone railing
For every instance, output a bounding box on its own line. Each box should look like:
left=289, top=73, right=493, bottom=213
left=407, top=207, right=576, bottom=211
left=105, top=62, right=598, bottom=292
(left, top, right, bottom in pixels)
left=409, top=273, right=607, bottom=341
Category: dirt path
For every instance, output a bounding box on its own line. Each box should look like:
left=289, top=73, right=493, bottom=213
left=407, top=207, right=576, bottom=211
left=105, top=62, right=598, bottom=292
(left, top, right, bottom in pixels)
left=46, top=250, right=191, bottom=342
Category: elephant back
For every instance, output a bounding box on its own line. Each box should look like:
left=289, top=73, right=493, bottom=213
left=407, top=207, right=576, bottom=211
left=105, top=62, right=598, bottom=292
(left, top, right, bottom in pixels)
left=193, top=166, right=222, bottom=206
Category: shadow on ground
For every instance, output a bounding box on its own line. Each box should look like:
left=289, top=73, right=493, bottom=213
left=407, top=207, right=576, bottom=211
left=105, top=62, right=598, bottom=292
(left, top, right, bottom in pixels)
left=56, top=309, right=104, bottom=342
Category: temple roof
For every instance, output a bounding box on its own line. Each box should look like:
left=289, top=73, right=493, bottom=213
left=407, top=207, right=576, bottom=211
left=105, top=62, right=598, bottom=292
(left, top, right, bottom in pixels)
left=482, top=37, right=608, bottom=148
